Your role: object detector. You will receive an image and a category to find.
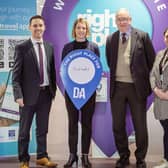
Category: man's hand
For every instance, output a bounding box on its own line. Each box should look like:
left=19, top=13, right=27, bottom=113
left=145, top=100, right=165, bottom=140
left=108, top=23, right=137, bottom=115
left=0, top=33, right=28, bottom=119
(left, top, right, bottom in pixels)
left=16, top=98, right=24, bottom=107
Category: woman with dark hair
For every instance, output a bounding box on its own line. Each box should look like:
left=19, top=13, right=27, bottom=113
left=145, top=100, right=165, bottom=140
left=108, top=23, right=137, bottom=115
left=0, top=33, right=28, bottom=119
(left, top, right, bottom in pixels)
left=150, top=28, right=168, bottom=168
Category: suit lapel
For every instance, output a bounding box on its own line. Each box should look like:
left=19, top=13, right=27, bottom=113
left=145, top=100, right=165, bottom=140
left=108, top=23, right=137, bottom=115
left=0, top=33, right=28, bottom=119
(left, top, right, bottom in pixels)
left=44, top=42, right=50, bottom=71
left=28, top=39, right=40, bottom=75
left=112, top=31, right=119, bottom=67
left=130, top=28, right=138, bottom=62
left=162, top=49, right=168, bottom=71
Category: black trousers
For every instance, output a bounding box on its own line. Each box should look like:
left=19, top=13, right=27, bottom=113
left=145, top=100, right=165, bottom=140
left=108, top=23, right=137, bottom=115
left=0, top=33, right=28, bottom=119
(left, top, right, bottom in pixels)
left=65, top=92, right=96, bottom=154
left=160, top=119, right=168, bottom=161
left=110, top=82, right=148, bottom=160
left=18, top=88, right=52, bottom=162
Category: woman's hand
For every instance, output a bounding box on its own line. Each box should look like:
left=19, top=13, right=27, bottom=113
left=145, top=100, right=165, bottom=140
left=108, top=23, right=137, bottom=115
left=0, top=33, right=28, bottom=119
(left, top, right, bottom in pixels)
left=154, top=87, right=168, bottom=100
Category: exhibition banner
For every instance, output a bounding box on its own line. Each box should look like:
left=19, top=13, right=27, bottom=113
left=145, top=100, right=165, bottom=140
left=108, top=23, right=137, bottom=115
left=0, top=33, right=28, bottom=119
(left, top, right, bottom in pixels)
left=0, top=0, right=36, bottom=156
left=42, top=0, right=168, bottom=156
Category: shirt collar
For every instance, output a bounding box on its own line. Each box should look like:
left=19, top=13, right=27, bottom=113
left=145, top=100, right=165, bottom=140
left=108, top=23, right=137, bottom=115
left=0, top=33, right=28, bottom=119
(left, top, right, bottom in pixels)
left=31, top=37, right=43, bottom=45
left=119, top=28, right=131, bottom=40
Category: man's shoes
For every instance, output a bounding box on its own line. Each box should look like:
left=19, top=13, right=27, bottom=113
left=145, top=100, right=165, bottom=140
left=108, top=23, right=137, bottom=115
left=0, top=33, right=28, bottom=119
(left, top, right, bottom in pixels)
left=136, top=159, right=146, bottom=168
left=115, top=156, right=130, bottom=168
left=36, top=157, right=57, bottom=167
left=153, top=159, right=168, bottom=168
left=20, top=161, right=29, bottom=168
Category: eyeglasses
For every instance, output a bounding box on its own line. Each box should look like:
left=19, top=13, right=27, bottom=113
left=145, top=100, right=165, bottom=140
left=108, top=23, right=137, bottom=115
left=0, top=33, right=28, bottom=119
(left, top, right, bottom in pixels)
left=116, top=17, right=130, bottom=23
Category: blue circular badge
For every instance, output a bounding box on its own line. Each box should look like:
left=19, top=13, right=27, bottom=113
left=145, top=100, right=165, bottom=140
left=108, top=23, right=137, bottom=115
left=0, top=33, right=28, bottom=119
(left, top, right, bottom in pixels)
left=60, top=49, right=102, bottom=110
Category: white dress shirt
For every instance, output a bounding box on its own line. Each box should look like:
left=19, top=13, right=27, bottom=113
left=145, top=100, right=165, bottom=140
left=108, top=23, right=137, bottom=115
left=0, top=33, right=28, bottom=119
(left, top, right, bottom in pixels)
left=31, top=37, right=49, bottom=86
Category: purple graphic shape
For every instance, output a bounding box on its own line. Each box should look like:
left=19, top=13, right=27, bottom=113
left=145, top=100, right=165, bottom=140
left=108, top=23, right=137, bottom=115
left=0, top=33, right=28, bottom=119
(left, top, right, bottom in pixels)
left=41, top=0, right=167, bottom=157
left=42, top=0, right=78, bottom=91
left=143, top=0, right=168, bottom=51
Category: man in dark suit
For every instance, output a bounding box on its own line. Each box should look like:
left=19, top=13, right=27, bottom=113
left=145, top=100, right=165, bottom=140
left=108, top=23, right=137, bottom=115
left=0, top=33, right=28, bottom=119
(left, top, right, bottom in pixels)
left=106, top=8, right=155, bottom=168
left=12, top=15, right=57, bottom=168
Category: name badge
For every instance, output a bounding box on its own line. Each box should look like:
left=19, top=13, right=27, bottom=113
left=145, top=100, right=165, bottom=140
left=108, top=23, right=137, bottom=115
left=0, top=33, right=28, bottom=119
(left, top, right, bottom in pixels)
left=60, top=49, right=102, bottom=109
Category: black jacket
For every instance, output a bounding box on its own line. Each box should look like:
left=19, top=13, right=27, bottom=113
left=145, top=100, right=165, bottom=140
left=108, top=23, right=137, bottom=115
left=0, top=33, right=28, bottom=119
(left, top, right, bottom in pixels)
left=12, top=39, right=56, bottom=105
left=106, top=27, right=155, bottom=99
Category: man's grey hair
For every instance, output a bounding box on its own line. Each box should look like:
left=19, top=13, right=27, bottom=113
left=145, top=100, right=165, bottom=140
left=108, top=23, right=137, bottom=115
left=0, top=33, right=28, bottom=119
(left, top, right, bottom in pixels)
left=115, top=8, right=131, bottom=18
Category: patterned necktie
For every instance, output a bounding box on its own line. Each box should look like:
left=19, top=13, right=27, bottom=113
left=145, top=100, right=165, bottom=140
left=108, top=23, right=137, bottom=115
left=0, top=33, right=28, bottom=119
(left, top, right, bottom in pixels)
left=122, top=33, right=127, bottom=44
left=37, top=42, right=44, bottom=84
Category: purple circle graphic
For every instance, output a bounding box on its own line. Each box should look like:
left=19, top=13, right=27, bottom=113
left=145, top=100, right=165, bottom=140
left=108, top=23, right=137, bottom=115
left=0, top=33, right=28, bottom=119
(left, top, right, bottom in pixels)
left=42, top=0, right=168, bottom=157
left=143, top=0, right=168, bottom=51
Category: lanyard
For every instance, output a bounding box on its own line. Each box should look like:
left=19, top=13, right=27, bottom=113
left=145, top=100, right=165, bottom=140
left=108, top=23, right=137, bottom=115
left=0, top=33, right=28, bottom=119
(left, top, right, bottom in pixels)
left=159, top=48, right=168, bottom=75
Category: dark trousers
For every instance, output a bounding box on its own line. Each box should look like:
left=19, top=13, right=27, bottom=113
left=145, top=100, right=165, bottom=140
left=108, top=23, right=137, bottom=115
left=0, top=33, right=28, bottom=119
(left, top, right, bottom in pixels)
left=18, top=88, right=52, bottom=162
left=160, top=119, right=168, bottom=161
left=110, top=82, right=148, bottom=160
left=65, top=92, right=96, bottom=154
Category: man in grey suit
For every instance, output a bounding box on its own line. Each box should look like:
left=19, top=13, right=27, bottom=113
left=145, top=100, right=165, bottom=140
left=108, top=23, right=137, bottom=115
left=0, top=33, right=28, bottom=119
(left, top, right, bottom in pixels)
left=106, top=8, right=155, bottom=168
left=12, top=15, right=57, bottom=168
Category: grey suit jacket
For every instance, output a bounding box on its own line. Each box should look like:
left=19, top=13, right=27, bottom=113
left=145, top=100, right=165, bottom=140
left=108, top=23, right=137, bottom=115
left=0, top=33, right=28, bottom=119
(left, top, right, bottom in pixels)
left=150, top=48, right=168, bottom=120
left=12, top=39, right=57, bottom=105
left=106, top=27, right=155, bottom=99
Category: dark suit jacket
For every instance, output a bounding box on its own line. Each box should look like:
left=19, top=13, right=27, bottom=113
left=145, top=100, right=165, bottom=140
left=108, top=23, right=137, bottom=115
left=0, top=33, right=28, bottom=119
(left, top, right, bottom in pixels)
left=106, top=27, right=155, bottom=99
left=12, top=39, right=56, bottom=105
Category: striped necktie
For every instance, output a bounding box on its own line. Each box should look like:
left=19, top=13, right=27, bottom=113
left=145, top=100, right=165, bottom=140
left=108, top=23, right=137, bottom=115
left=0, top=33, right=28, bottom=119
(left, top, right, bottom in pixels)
left=122, top=33, right=126, bottom=44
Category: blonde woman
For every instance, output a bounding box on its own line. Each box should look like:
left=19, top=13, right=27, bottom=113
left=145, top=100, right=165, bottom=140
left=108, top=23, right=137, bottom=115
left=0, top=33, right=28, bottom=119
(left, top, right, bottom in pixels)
left=61, top=18, right=100, bottom=168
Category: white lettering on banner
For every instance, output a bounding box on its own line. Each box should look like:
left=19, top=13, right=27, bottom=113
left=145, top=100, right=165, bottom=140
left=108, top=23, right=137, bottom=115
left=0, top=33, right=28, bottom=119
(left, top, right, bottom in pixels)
left=154, top=0, right=160, bottom=3
left=53, top=0, right=65, bottom=11
left=157, top=4, right=166, bottom=12
left=78, top=9, right=116, bottom=47
left=83, top=51, right=96, bottom=61
left=0, top=23, right=28, bottom=31
left=153, top=0, right=167, bottom=12
left=73, top=87, right=85, bottom=99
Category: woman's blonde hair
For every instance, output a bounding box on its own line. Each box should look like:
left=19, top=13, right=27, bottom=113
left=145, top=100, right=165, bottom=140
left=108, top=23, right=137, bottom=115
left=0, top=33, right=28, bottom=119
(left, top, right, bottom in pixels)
left=72, top=18, right=90, bottom=38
